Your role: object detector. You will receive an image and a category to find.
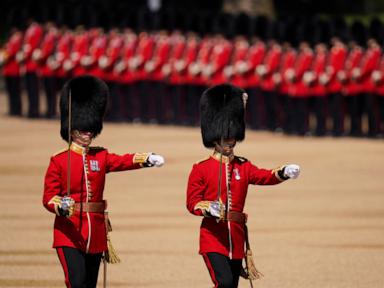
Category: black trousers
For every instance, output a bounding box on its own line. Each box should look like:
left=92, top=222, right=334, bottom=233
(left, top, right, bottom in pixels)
left=329, top=92, right=344, bottom=136
left=203, top=252, right=243, bottom=288
left=262, top=90, right=277, bottom=131
left=4, top=76, right=22, bottom=116
left=379, top=96, right=384, bottom=135
left=291, top=97, right=309, bottom=136
left=42, top=76, right=57, bottom=118
left=312, top=96, right=327, bottom=136
left=56, top=247, right=102, bottom=288
left=186, top=84, right=205, bottom=126
left=246, top=87, right=263, bottom=130
left=363, top=93, right=378, bottom=137
left=25, top=72, right=40, bottom=118
left=169, top=84, right=186, bottom=125
left=105, top=81, right=123, bottom=122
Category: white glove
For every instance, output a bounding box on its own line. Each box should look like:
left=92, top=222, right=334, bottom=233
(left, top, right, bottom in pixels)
left=60, top=196, right=75, bottom=217
left=283, top=164, right=300, bottom=179
left=147, top=154, right=165, bottom=167
left=208, top=201, right=225, bottom=219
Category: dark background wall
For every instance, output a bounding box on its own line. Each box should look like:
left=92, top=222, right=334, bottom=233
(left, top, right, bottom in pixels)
left=1, top=0, right=384, bottom=42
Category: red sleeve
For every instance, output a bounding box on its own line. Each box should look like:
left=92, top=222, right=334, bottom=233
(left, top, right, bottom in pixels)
left=106, top=152, right=143, bottom=173
left=248, top=162, right=284, bottom=185
left=267, top=50, right=282, bottom=74
left=296, top=52, right=313, bottom=79
left=361, top=50, right=381, bottom=78
left=186, top=164, right=205, bottom=216
left=215, top=44, right=232, bottom=71
left=42, top=157, right=63, bottom=214
left=109, top=39, right=123, bottom=65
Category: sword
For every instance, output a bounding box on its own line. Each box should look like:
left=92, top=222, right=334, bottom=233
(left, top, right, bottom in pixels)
left=216, top=93, right=227, bottom=221
left=66, top=89, right=72, bottom=196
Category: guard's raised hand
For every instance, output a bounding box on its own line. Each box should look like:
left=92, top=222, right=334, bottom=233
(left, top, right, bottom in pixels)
left=59, top=196, right=75, bottom=217
left=147, top=154, right=165, bottom=167
left=283, top=164, right=300, bottom=179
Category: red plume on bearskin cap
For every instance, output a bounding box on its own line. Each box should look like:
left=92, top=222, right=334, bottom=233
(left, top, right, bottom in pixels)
left=200, top=83, right=247, bottom=148
left=60, top=75, right=108, bottom=142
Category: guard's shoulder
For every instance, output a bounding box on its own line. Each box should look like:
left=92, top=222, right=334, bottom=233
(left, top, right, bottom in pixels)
left=89, top=146, right=106, bottom=151
left=52, top=148, right=68, bottom=157
left=236, top=156, right=249, bottom=163
left=194, top=156, right=211, bottom=165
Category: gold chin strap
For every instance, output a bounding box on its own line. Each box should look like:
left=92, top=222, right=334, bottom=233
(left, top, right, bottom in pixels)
left=212, top=151, right=232, bottom=163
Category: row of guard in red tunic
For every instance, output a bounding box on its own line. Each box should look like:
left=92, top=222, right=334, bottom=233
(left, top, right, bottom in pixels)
left=3, top=22, right=384, bottom=96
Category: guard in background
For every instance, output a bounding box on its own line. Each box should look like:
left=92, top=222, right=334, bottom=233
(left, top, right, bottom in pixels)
left=309, top=42, right=329, bottom=136
left=36, top=22, right=60, bottom=118
left=42, top=75, right=165, bottom=288
left=1, top=28, right=24, bottom=116
left=19, top=20, right=43, bottom=118
left=326, top=37, right=347, bottom=136
left=186, top=83, right=301, bottom=288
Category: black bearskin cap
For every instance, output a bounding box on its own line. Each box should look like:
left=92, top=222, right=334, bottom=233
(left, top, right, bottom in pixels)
left=200, top=83, right=246, bottom=148
left=60, top=75, right=108, bottom=142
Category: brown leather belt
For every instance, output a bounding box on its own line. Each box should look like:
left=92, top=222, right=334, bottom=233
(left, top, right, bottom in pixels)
left=226, top=211, right=247, bottom=224
left=74, top=200, right=107, bottom=213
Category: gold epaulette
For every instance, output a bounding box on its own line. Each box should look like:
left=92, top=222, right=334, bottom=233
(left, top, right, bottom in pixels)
left=236, top=156, right=248, bottom=163
left=195, top=156, right=210, bottom=164
left=133, top=152, right=151, bottom=166
left=52, top=148, right=68, bottom=157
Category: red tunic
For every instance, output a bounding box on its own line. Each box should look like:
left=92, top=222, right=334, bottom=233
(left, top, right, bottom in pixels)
left=228, top=38, right=249, bottom=87
left=2, top=30, right=23, bottom=77
left=372, top=56, right=384, bottom=96
left=186, top=154, right=285, bottom=259
left=167, top=34, right=187, bottom=85
left=38, top=28, right=59, bottom=77
left=80, top=33, right=108, bottom=77
left=359, top=46, right=381, bottom=94
left=182, top=36, right=199, bottom=85
left=133, top=32, right=155, bottom=82
left=100, top=33, right=123, bottom=82
left=43, top=143, right=148, bottom=253
left=278, top=48, right=297, bottom=95
left=327, top=45, right=347, bottom=94
left=117, top=32, right=138, bottom=84
left=187, top=37, right=213, bottom=86
left=70, top=31, right=90, bottom=77
left=54, top=31, right=73, bottom=79
left=260, top=44, right=282, bottom=92
left=310, top=47, right=328, bottom=97
left=289, top=47, right=314, bottom=98
left=244, top=40, right=266, bottom=88
left=207, top=38, right=232, bottom=85
left=147, top=34, right=171, bottom=82
left=342, top=46, right=364, bottom=96
left=22, top=22, right=43, bottom=73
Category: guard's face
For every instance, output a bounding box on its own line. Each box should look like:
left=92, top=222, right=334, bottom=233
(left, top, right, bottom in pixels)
left=71, top=130, right=94, bottom=146
left=214, top=138, right=236, bottom=157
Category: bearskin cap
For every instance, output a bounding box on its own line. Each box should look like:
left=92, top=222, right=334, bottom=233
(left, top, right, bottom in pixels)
left=200, top=83, right=247, bottom=148
left=60, top=75, right=108, bottom=142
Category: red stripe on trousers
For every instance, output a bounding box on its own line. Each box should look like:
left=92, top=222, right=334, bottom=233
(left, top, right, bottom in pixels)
left=56, top=247, right=71, bottom=288
left=202, top=253, right=219, bottom=288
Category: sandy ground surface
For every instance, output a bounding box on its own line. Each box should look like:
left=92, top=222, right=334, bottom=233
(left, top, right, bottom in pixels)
left=0, top=91, right=384, bottom=288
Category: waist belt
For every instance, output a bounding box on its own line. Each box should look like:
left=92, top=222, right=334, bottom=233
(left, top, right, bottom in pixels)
left=74, top=200, right=107, bottom=213
left=225, top=211, right=247, bottom=224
